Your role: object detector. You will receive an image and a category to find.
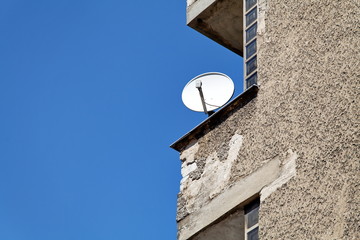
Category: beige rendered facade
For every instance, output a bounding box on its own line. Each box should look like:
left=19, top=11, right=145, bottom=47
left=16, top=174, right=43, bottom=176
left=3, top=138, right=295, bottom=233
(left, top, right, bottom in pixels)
left=171, top=0, right=359, bottom=239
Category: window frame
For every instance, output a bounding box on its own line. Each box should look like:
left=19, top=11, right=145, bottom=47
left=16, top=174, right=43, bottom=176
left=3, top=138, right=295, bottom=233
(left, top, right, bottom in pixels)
left=244, top=198, right=260, bottom=240
left=243, top=0, right=259, bottom=90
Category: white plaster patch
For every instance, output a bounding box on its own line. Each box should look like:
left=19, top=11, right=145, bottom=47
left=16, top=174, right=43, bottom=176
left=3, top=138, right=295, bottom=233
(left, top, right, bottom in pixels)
left=260, top=149, right=298, bottom=201
left=187, top=0, right=196, bottom=7
left=228, top=134, right=244, bottom=163
left=181, top=162, right=198, bottom=178
left=179, top=142, right=200, bottom=192
left=180, top=142, right=199, bottom=164
left=208, top=133, right=243, bottom=199
left=184, top=155, right=215, bottom=208
left=258, top=0, right=267, bottom=36
left=180, top=177, right=187, bottom=192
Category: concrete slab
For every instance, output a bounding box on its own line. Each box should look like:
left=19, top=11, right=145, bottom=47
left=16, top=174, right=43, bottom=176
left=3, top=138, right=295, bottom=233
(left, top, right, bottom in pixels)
left=187, top=0, right=244, bottom=56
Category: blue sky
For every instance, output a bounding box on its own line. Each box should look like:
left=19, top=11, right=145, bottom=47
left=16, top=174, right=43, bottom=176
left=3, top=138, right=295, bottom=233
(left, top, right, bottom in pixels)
left=0, top=1, right=243, bottom=239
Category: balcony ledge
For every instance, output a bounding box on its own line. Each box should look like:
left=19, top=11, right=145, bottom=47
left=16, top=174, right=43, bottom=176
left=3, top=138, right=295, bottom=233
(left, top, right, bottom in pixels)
left=187, top=0, right=244, bottom=56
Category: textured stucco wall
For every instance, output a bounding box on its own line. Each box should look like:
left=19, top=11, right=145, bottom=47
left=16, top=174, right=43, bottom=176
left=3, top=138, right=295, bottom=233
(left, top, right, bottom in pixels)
left=257, top=1, right=359, bottom=239
left=176, top=0, right=359, bottom=239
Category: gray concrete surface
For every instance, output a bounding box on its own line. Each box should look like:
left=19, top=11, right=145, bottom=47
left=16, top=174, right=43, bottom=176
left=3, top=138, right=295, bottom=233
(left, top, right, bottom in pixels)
left=187, top=0, right=244, bottom=55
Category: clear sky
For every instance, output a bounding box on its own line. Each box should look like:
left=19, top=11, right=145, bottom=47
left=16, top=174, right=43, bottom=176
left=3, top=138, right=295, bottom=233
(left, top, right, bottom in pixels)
left=0, top=1, right=243, bottom=239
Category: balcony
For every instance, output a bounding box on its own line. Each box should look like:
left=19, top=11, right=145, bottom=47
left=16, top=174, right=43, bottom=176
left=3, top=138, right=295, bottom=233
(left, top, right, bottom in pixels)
left=187, top=0, right=244, bottom=56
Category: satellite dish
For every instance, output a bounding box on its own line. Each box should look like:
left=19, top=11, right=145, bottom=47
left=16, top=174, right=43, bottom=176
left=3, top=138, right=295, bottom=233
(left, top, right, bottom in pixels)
left=182, top=72, right=234, bottom=116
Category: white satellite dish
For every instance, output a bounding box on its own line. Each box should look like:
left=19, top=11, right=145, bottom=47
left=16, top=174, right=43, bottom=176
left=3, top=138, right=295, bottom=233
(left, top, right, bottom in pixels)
left=182, top=72, right=234, bottom=116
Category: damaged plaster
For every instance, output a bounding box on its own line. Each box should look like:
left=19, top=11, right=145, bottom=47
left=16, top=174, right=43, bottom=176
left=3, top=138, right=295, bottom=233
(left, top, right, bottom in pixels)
left=177, top=133, right=244, bottom=222
left=260, top=149, right=297, bottom=201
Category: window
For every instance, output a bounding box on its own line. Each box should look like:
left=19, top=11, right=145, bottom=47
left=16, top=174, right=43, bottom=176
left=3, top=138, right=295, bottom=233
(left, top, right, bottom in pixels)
left=246, top=56, right=257, bottom=75
left=246, top=40, right=257, bottom=58
left=246, top=73, right=257, bottom=89
left=244, top=0, right=258, bottom=89
left=246, top=0, right=257, bottom=11
left=244, top=199, right=260, bottom=240
left=246, top=7, right=257, bottom=26
left=246, top=23, right=257, bottom=42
